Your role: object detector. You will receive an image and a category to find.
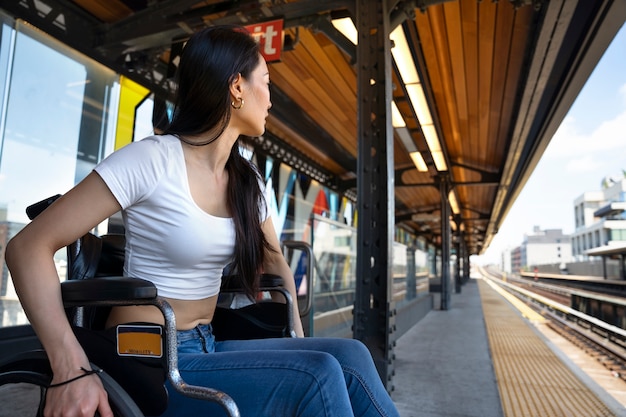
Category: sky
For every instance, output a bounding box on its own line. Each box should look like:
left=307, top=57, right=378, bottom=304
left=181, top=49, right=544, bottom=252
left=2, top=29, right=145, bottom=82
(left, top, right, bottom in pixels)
left=476, top=22, right=626, bottom=265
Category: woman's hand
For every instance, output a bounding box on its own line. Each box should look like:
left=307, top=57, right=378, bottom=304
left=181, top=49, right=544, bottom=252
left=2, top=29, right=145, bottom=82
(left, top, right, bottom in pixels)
left=45, top=371, right=113, bottom=417
left=5, top=173, right=123, bottom=416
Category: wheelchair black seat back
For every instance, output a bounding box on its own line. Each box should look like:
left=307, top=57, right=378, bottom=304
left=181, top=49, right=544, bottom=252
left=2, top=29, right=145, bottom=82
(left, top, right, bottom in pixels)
left=0, top=194, right=297, bottom=417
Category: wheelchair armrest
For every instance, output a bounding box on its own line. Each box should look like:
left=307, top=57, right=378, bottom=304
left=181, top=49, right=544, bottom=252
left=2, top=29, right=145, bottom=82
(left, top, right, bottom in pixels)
left=260, top=273, right=284, bottom=288
left=220, top=273, right=284, bottom=292
left=61, top=276, right=157, bottom=305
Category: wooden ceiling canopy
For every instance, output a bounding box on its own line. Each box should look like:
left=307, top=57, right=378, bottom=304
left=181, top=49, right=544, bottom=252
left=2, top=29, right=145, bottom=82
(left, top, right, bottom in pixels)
left=4, top=0, right=624, bottom=255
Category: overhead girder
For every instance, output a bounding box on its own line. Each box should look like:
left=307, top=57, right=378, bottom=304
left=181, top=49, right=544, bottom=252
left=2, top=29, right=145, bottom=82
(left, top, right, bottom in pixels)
left=96, top=0, right=353, bottom=54
left=6, top=0, right=623, bottom=259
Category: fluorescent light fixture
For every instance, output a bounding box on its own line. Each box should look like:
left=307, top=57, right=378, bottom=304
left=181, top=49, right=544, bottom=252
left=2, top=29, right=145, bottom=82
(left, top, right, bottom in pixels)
left=396, top=126, right=416, bottom=152
left=405, top=84, right=432, bottom=125
left=448, top=191, right=460, bottom=215
left=410, top=151, right=428, bottom=172
left=421, top=124, right=440, bottom=153
left=334, top=19, right=447, bottom=173
left=397, top=126, right=428, bottom=172
left=431, top=151, right=447, bottom=172
left=332, top=17, right=357, bottom=45
left=421, top=123, right=447, bottom=171
left=391, top=26, right=448, bottom=173
left=391, top=101, right=405, bottom=128
left=390, top=26, right=420, bottom=84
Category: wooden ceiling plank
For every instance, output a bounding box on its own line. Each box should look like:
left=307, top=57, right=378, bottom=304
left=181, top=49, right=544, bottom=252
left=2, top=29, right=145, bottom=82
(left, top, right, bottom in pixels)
left=271, top=63, right=357, bottom=155
left=497, top=6, right=535, bottom=170
left=443, top=1, right=468, bottom=161
left=489, top=2, right=516, bottom=167
left=460, top=0, right=479, bottom=167
left=414, top=7, right=456, bottom=175
left=315, top=32, right=358, bottom=96
left=292, top=48, right=356, bottom=117
left=289, top=49, right=357, bottom=138
left=71, top=0, right=132, bottom=22
left=270, top=63, right=337, bottom=137
left=428, top=6, right=461, bottom=150
left=303, top=78, right=351, bottom=128
left=279, top=50, right=313, bottom=83
left=270, top=62, right=308, bottom=101
left=477, top=1, right=497, bottom=170
left=298, top=29, right=357, bottom=109
left=273, top=34, right=358, bottom=154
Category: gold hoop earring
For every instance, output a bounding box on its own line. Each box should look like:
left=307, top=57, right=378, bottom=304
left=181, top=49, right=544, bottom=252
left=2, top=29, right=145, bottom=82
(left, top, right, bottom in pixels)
left=231, top=98, right=244, bottom=110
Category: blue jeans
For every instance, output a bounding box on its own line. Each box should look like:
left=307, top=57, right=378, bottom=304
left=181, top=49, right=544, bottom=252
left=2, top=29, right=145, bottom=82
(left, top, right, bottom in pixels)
left=159, top=324, right=400, bottom=417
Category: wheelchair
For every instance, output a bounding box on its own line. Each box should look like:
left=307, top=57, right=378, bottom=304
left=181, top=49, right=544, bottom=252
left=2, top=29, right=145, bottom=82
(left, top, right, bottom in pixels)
left=0, top=195, right=313, bottom=416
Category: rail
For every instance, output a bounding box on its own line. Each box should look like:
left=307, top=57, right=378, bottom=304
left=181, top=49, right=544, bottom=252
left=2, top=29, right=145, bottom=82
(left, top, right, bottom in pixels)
left=481, top=268, right=626, bottom=380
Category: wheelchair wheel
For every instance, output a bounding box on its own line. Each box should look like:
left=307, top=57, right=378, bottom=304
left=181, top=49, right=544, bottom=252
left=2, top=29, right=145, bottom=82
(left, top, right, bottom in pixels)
left=0, top=353, right=144, bottom=417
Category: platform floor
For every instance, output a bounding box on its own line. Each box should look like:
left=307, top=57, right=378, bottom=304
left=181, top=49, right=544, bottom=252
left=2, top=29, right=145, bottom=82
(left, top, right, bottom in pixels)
left=391, top=276, right=626, bottom=417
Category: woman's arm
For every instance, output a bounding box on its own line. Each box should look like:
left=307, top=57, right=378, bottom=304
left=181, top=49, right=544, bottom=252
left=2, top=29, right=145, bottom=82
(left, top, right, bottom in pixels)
left=5, top=172, right=121, bottom=417
left=260, top=217, right=305, bottom=338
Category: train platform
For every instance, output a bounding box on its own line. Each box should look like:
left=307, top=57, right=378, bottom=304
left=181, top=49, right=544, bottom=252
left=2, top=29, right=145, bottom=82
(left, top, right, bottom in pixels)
left=391, top=275, right=626, bottom=417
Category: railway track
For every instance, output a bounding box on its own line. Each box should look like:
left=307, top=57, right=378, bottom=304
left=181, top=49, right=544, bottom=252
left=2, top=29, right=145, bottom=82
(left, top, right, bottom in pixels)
left=480, top=268, right=626, bottom=382
left=545, top=311, right=626, bottom=381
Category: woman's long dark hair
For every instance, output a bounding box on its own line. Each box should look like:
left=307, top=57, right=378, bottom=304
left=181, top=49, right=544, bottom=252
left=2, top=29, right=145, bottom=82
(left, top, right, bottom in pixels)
left=163, top=25, right=272, bottom=297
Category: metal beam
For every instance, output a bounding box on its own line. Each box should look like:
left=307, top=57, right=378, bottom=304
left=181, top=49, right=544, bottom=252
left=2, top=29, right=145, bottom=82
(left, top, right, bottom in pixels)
left=486, top=0, right=626, bottom=251
left=96, top=0, right=352, bottom=52
left=0, top=0, right=177, bottom=99
left=311, top=15, right=357, bottom=63
left=437, top=173, right=451, bottom=310
left=353, top=0, right=396, bottom=391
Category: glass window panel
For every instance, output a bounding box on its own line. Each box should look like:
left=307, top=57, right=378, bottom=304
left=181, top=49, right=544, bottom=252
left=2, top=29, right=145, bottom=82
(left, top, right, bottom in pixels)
left=311, top=215, right=356, bottom=337
left=0, top=22, right=118, bottom=327
left=134, top=94, right=155, bottom=142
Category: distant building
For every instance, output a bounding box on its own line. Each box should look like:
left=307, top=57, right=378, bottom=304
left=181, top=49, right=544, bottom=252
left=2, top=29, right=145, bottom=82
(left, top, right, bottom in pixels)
left=500, top=246, right=513, bottom=274
left=571, top=175, right=626, bottom=260
left=520, top=226, right=572, bottom=269
left=511, top=246, right=522, bottom=273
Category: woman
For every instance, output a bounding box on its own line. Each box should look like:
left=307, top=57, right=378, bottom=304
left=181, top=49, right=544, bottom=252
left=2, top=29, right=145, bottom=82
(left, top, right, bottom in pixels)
left=6, top=25, right=400, bottom=417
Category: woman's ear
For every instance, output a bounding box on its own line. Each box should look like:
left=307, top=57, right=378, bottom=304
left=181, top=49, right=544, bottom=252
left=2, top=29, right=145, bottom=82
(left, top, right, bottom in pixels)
left=229, top=73, right=243, bottom=99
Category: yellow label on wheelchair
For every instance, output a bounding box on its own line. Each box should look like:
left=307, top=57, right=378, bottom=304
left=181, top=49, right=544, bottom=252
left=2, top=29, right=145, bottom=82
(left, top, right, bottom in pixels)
left=116, top=324, right=163, bottom=358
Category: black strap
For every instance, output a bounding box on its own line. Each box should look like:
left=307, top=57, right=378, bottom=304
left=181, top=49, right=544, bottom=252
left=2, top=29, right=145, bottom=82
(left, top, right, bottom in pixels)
left=47, top=367, right=103, bottom=388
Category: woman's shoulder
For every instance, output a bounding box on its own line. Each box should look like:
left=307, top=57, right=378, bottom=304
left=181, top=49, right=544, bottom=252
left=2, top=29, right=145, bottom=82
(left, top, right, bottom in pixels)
left=94, top=134, right=181, bottom=208
left=105, top=134, right=179, bottom=162
left=128, top=133, right=179, bottom=151
left=95, top=134, right=182, bottom=181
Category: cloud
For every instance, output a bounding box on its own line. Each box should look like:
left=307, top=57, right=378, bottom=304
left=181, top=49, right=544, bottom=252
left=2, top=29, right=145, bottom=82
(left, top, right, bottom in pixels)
left=546, top=108, right=626, bottom=159
left=565, top=155, right=600, bottom=173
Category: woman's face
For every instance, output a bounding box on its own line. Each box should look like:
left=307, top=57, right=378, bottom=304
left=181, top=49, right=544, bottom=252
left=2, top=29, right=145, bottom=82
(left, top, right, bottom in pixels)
left=235, top=55, right=272, bottom=137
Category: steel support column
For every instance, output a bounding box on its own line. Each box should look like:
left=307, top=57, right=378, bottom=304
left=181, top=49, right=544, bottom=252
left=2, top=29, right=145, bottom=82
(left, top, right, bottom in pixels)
left=461, top=230, right=470, bottom=283
left=438, top=174, right=451, bottom=310
left=406, top=246, right=417, bottom=300
left=353, top=0, right=396, bottom=390
left=454, top=238, right=461, bottom=293
left=460, top=233, right=468, bottom=284
left=431, top=247, right=438, bottom=279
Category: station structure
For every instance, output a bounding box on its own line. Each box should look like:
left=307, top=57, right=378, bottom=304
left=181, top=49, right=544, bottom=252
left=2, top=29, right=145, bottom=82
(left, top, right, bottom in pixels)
left=0, top=0, right=625, bottom=388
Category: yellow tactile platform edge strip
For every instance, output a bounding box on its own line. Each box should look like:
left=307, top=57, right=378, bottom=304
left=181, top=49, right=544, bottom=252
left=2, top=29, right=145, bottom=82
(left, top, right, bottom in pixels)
left=477, top=278, right=616, bottom=417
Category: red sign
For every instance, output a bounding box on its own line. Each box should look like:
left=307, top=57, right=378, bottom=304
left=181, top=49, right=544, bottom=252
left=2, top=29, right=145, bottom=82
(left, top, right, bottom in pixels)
left=245, top=19, right=284, bottom=62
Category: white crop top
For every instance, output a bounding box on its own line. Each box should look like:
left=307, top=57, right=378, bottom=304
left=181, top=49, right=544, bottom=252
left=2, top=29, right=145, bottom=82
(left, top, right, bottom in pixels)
left=94, top=134, right=266, bottom=300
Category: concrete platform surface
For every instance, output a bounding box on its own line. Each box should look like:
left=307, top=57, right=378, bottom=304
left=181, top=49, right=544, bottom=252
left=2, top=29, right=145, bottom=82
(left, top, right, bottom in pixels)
left=391, top=279, right=503, bottom=417
left=391, top=275, right=626, bottom=417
